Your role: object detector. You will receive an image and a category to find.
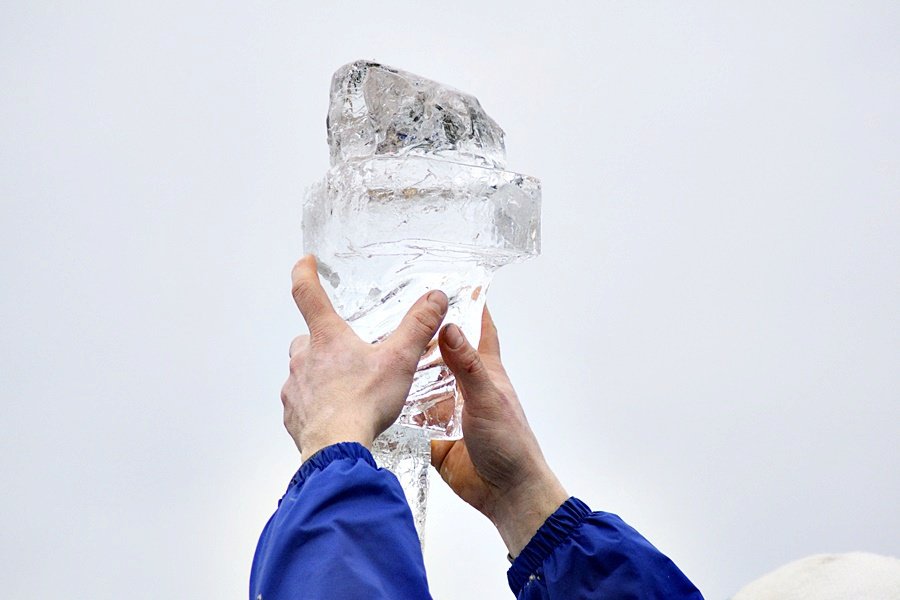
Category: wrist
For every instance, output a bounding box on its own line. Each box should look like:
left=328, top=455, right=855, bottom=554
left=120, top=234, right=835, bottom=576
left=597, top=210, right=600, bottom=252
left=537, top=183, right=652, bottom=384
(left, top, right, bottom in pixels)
left=488, top=468, right=568, bottom=557
left=297, top=427, right=375, bottom=460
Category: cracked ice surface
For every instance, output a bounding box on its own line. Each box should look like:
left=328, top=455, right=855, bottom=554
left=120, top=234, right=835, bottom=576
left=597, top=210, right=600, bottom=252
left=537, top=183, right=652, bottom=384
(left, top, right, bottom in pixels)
left=303, top=60, right=541, bottom=544
left=304, top=156, right=540, bottom=438
left=327, top=60, right=506, bottom=169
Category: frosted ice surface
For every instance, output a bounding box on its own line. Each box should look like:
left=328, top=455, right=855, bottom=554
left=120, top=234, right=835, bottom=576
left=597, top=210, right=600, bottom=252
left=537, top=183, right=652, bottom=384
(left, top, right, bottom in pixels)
left=371, top=424, right=431, bottom=547
left=328, top=60, right=506, bottom=169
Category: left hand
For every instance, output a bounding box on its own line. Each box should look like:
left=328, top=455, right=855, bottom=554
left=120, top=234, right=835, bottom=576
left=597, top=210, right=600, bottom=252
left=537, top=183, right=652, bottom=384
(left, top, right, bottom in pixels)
left=430, top=306, right=567, bottom=556
left=282, top=255, right=448, bottom=458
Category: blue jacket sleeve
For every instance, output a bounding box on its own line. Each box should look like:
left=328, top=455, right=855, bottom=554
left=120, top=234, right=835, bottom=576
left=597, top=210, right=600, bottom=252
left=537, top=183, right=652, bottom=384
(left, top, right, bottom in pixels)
left=508, top=497, right=703, bottom=600
left=250, top=442, right=431, bottom=600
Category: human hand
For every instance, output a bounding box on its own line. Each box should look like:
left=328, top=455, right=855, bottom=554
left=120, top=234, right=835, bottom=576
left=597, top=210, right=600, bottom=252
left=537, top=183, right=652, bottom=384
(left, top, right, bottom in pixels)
left=431, top=307, right=568, bottom=557
left=281, top=255, right=448, bottom=459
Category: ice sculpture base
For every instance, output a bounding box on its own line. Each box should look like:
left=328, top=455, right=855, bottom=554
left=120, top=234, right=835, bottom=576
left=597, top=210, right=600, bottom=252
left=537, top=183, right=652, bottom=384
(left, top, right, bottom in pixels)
left=371, top=424, right=431, bottom=547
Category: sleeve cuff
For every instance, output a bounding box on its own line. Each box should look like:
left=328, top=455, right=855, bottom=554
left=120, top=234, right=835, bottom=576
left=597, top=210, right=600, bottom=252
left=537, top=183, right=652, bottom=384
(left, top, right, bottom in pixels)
left=283, top=442, right=378, bottom=497
left=507, top=496, right=592, bottom=595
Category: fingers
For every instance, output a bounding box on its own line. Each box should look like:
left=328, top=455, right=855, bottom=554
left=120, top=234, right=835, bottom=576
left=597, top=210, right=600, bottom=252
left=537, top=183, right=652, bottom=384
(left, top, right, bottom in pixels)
left=291, top=255, right=344, bottom=338
left=478, top=304, right=501, bottom=359
left=386, top=290, right=448, bottom=363
left=439, top=323, right=498, bottom=414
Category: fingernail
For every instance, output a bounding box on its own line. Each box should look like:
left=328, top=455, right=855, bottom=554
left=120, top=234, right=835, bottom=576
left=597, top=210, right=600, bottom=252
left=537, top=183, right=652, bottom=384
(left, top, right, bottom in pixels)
left=444, top=324, right=465, bottom=349
left=427, top=290, right=448, bottom=315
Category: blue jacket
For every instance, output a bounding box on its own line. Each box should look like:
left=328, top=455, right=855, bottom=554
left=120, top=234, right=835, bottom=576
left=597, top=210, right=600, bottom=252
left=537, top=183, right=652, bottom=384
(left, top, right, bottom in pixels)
left=250, top=443, right=702, bottom=599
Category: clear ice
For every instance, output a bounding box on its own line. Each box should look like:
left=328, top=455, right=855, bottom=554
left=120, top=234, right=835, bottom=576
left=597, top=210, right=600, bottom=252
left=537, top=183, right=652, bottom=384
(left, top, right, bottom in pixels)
left=303, top=60, right=542, bottom=542
left=327, top=60, right=507, bottom=169
left=371, top=424, right=431, bottom=547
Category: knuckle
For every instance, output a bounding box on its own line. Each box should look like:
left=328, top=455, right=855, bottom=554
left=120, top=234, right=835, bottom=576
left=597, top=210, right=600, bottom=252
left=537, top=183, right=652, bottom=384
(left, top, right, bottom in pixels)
left=462, top=350, right=485, bottom=376
left=291, top=279, right=317, bottom=307
left=290, top=334, right=307, bottom=347
left=281, top=393, right=293, bottom=420
left=411, top=307, right=438, bottom=336
left=290, top=279, right=307, bottom=300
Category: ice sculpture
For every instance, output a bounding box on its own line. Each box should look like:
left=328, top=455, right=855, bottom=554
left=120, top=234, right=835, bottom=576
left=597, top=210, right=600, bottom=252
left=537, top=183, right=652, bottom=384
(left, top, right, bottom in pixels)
left=302, top=60, right=541, bottom=541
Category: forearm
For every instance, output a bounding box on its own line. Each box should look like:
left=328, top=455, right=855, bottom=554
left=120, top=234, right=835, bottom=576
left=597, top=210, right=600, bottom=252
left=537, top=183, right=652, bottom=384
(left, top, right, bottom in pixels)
left=489, top=465, right=569, bottom=558
left=508, top=498, right=702, bottom=599
left=250, top=443, right=431, bottom=600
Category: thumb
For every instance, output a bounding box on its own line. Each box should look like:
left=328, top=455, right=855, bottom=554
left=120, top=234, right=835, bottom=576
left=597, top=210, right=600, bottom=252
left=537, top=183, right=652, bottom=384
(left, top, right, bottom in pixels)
left=439, top=324, right=499, bottom=415
left=386, top=290, right=449, bottom=363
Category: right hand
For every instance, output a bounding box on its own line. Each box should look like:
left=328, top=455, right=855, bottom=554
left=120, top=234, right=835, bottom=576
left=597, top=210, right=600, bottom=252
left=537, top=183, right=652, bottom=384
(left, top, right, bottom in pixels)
left=431, top=306, right=568, bottom=557
left=283, top=255, right=448, bottom=459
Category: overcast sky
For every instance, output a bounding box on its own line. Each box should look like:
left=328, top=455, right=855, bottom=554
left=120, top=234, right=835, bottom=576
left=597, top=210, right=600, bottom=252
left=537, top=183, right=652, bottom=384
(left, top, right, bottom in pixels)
left=1, top=2, right=898, bottom=598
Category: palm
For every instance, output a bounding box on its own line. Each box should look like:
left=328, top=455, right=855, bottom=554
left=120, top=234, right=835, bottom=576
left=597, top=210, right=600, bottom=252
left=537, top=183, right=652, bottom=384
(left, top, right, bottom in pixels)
left=431, top=308, right=510, bottom=515
left=432, top=438, right=495, bottom=513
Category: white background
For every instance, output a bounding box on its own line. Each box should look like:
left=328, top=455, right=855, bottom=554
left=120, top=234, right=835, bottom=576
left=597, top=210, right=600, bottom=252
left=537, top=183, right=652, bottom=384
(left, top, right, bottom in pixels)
left=1, top=2, right=898, bottom=598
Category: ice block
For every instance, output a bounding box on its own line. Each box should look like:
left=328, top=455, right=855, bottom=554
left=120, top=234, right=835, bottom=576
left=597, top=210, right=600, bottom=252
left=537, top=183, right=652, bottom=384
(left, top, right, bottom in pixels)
left=302, top=60, right=542, bottom=542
